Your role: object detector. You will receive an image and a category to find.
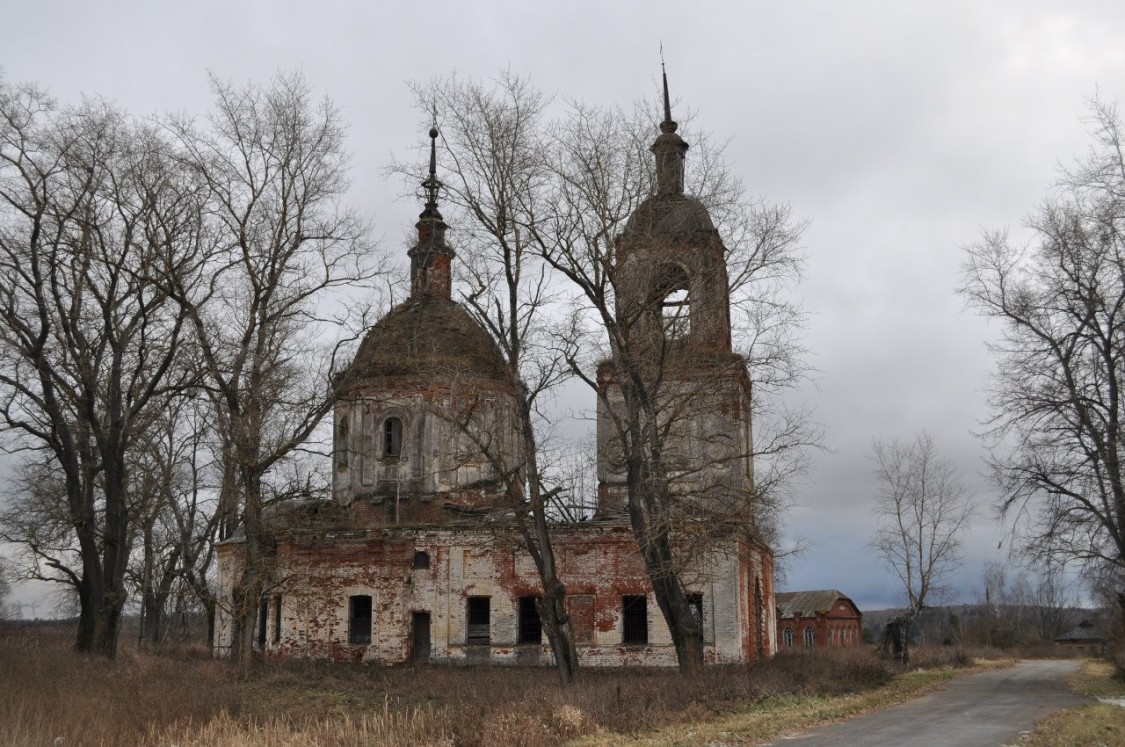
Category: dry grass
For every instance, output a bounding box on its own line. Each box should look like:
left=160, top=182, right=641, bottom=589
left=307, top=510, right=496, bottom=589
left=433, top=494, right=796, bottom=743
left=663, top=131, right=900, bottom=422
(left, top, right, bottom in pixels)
left=1013, top=659, right=1125, bottom=747
left=0, top=630, right=987, bottom=747
left=1015, top=704, right=1125, bottom=747
left=1072, top=659, right=1125, bottom=698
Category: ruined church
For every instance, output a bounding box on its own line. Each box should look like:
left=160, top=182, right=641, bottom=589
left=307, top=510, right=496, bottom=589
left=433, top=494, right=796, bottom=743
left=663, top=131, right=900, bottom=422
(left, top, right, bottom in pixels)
left=215, top=78, right=777, bottom=666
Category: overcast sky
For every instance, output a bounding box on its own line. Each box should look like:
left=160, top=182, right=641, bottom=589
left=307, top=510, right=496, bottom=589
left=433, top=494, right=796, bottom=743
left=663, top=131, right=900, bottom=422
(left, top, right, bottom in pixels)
left=4, top=1, right=1125, bottom=612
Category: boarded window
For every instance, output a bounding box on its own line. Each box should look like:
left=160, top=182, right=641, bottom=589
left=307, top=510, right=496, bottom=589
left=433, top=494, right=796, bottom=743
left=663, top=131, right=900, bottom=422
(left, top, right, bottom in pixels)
left=384, top=417, right=403, bottom=458
left=804, top=627, right=815, bottom=647
left=567, top=594, right=595, bottom=645
left=412, top=550, right=430, bottom=570
left=349, top=595, right=372, bottom=645
left=622, top=595, right=648, bottom=645
left=518, top=596, right=543, bottom=644
left=466, top=596, right=490, bottom=645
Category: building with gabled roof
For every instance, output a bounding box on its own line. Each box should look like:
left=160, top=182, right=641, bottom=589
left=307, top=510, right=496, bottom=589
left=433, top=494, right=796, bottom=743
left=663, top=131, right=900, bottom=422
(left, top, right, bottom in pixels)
left=776, top=590, right=862, bottom=649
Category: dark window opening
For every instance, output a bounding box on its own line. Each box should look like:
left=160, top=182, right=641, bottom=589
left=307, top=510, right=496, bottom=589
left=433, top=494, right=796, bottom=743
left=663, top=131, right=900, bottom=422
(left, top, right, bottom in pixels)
left=783, top=628, right=794, bottom=647
left=256, top=599, right=268, bottom=650
left=622, top=595, right=648, bottom=645
left=349, top=595, right=372, bottom=645
left=466, top=596, right=491, bottom=645
left=412, top=550, right=431, bottom=570
left=687, top=592, right=703, bottom=627
left=383, top=417, right=403, bottom=458
left=273, top=595, right=282, bottom=644
left=518, top=596, right=543, bottom=644
left=804, top=627, right=815, bottom=647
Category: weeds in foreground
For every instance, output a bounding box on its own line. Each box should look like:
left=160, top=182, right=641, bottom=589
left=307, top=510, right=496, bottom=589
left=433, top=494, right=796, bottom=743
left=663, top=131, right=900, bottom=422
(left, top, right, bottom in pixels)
left=0, top=629, right=985, bottom=747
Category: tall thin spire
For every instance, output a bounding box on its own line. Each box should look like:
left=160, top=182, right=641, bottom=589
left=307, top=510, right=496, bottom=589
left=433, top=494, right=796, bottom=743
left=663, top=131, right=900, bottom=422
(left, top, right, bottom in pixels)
left=410, top=119, right=453, bottom=300
left=661, top=55, right=674, bottom=130
left=422, top=116, right=441, bottom=209
left=652, top=54, right=687, bottom=195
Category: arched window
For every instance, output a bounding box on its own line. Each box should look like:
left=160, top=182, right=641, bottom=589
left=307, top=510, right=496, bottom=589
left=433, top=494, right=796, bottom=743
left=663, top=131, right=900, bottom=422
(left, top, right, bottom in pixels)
left=412, top=551, right=430, bottom=570
left=804, top=627, right=816, bottom=647
left=383, top=417, right=403, bottom=458
left=783, top=628, right=793, bottom=647
left=651, top=264, right=691, bottom=340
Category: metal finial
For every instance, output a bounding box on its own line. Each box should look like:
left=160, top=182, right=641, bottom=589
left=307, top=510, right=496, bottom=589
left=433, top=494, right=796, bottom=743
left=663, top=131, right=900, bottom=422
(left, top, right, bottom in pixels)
left=660, top=46, right=674, bottom=128
left=423, top=117, right=441, bottom=207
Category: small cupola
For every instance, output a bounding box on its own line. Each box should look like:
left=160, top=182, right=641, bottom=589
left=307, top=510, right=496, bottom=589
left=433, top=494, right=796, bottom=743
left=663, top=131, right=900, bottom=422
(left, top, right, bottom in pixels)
left=408, top=125, right=455, bottom=300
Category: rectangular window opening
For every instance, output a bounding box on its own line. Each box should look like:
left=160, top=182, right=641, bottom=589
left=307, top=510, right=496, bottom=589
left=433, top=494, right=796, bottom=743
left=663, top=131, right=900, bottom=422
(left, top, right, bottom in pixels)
left=256, top=599, right=268, bottom=650
left=349, top=595, right=372, bottom=645
left=273, top=595, right=282, bottom=644
left=466, top=596, right=491, bottom=645
left=622, top=594, right=648, bottom=645
left=518, top=596, right=543, bottom=644
left=687, top=593, right=703, bottom=624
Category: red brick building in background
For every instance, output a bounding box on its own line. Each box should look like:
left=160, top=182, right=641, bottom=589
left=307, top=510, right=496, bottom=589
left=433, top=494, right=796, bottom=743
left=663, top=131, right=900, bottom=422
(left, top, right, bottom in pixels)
left=775, top=590, right=862, bottom=649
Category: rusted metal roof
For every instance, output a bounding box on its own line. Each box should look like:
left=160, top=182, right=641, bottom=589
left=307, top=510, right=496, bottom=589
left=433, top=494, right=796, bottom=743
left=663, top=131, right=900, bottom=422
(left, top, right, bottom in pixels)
left=775, top=589, right=858, bottom=619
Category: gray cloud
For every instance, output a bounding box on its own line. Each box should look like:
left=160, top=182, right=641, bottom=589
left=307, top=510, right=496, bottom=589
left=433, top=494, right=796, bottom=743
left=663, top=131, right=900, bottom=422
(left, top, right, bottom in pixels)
left=4, top=0, right=1125, bottom=611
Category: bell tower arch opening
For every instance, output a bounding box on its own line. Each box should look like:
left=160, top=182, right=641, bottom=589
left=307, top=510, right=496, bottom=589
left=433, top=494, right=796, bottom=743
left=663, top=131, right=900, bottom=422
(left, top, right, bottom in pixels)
left=651, top=263, right=691, bottom=340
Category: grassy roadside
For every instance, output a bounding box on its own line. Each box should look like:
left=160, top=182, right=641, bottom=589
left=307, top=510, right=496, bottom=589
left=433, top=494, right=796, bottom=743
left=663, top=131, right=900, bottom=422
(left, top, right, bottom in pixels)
left=0, top=632, right=1011, bottom=747
left=1014, top=660, right=1125, bottom=747
left=572, top=660, right=1012, bottom=746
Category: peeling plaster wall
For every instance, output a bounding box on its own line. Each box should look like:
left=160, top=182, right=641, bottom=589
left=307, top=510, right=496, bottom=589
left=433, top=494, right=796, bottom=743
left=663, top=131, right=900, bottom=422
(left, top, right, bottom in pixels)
left=214, top=522, right=776, bottom=666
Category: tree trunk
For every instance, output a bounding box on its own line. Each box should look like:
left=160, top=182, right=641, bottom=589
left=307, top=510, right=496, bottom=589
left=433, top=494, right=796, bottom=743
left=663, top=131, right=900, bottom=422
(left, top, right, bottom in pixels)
left=538, top=581, right=580, bottom=685
left=625, top=456, right=704, bottom=676
left=228, top=467, right=266, bottom=665
left=879, top=614, right=913, bottom=665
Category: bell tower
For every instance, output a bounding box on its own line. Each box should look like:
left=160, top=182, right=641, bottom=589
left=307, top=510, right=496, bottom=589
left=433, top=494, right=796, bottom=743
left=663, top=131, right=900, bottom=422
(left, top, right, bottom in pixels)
left=596, top=66, right=754, bottom=516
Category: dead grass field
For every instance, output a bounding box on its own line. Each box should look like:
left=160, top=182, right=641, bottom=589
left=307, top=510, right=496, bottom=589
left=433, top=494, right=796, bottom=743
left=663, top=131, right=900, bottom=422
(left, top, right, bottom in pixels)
left=0, top=627, right=992, bottom=747
left=1014, top=659, right=1125, bottom=747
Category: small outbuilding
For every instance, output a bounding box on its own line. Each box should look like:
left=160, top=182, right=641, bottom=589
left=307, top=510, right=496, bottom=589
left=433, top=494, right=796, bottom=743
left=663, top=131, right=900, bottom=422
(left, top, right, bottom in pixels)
left=1054, top=620, right=1105, bottom=656
left=776, top=590, right=862, bottom=649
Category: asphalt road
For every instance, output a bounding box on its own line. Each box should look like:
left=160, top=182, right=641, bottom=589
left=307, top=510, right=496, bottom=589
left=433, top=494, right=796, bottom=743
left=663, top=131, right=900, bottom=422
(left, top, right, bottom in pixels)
left=763, top=659, right=1091, bottom=747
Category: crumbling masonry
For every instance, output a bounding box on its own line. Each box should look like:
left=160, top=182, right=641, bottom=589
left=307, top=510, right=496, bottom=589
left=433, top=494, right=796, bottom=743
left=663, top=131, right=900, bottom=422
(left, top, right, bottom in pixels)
left=215, top=86, right=777, bottom=666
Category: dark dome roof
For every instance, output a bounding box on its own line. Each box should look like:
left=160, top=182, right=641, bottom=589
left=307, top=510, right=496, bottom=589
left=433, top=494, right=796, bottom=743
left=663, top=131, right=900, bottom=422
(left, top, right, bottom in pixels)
left=343, top=298, right=508, bottom=385
left=624, top=193, right=716, bottom=237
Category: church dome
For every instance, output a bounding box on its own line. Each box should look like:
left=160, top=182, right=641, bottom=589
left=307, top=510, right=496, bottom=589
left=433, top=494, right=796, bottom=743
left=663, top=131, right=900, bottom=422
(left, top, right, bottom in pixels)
left=624, top=193, right=716, bottom=237
left=344, top=297, right=508, bottom=385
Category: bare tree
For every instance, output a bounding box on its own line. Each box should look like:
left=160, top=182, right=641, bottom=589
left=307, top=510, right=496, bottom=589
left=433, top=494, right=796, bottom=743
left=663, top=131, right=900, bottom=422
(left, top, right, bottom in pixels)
left=871, top=431, right=974, bottom=664
left=0, top=555, right=12, bottom=620
left=960, top=98, right=1125, bottom=640
left=163, top=72, right=378, bottom=663
left=409, top=74, right=581, bottom=683
left=543, top=91, right=811, bottom=675
left=0, top=80, right=198, bottom=656
left=128, top=393, right=219, bottom=646
left=415, top=70, right=811, bottom=675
